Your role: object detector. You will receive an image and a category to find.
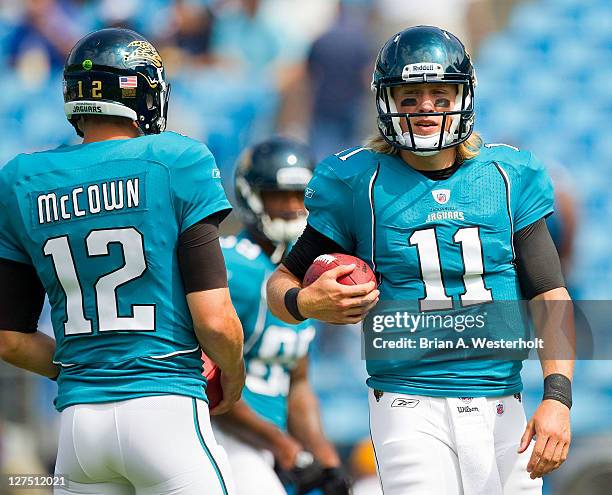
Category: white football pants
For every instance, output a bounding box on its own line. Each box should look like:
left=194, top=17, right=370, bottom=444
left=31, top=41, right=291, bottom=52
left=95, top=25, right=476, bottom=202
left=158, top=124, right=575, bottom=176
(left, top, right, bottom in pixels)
left=369, top=390, right=542, bottom=495
left=54, top=395, right=235, bottom=495
left=212, top=425, right=287, bottom=495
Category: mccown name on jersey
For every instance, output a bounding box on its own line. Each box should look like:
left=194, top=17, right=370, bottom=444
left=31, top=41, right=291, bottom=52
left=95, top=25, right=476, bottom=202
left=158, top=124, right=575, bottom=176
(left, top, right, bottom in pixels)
left=36, top=177, right=141, bottom=225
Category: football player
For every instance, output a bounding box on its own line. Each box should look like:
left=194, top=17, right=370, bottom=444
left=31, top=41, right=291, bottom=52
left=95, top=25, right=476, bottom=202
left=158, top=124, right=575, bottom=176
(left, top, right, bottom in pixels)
left=267, top=26, right=574, bottom=494
left=212, top=137, right=351, bottom=495
left=0, top=28, right=245, bottom=494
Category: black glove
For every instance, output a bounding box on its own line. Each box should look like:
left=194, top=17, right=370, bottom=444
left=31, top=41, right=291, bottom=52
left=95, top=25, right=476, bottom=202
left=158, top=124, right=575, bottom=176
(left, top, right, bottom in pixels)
left=287, top=452, right=326, bottom=495
left=320, top=466, right=353, bottom=495
left=286, top=452, right=353, bottom=495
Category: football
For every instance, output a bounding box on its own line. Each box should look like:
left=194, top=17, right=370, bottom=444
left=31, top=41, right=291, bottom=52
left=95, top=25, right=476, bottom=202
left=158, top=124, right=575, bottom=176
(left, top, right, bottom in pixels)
left=303, top=253, right=377, bottom=287
left=202, top=353, right=223, bottom=409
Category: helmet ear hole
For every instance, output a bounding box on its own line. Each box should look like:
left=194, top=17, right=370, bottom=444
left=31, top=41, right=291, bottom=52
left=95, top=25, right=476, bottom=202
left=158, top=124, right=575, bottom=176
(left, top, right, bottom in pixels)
left=146, top=93, right=154, bottom=110
left=379, top=114, right=394, bottom=136
left=76, top=116, right=86, bottom=134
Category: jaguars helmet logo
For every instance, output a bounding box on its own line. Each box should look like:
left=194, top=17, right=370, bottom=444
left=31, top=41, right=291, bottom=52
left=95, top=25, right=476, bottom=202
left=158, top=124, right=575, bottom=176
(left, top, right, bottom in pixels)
left=124, top=40, right=163, bottom=69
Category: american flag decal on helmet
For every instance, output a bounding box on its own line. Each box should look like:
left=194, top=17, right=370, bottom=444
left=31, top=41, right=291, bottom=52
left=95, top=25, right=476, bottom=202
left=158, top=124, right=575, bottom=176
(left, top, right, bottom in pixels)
left=119, top=76, right=138, bottom=88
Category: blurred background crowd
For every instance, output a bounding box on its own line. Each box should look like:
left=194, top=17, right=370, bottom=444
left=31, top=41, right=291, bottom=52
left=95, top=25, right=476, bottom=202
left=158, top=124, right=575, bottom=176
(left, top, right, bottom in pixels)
left=1, top=0, right=612, bottom=494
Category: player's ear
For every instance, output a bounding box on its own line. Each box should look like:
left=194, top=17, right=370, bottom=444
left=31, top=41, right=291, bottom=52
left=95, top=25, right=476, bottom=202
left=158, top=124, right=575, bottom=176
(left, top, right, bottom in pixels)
left=131, top=119, right=145, bottom=136
left=76, top=116, right=86, bottom=134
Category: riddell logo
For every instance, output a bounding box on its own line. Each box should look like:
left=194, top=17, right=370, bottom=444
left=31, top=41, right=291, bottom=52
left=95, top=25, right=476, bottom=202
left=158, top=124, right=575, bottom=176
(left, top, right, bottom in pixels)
left=457, top=405, right=479, bottom=413
left=405, top=62, right=444, bottom=74
left=413, top=64, right=436, bottom=71
left=402, top=63, right=444, bottom=81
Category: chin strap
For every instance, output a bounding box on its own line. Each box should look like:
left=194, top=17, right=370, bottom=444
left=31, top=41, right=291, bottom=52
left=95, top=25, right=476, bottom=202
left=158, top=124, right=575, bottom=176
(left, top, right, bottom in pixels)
left=262, top=216, right=307, bottom=244
left=263, top=216, right=307, bottom=264
left=236, top=176, right=308, bottom=257
left=270, top=242, right=286, bottom=265
left=406, top=131, right=452, bottom=156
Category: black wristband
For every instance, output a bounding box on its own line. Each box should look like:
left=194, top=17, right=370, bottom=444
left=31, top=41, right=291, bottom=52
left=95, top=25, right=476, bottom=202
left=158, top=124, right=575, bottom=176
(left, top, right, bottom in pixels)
left=284, top=288, right=306, bottom=321
left=543, top=373, right=572, bottom=409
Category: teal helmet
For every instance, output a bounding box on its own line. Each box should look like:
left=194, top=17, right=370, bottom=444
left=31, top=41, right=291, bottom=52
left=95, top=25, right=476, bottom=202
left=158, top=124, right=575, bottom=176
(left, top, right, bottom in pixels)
left=234, top=136, right=314, bottom=247
left=371, top=25, right=476, bottom=154
left=63, top=28, right=169, bottom=137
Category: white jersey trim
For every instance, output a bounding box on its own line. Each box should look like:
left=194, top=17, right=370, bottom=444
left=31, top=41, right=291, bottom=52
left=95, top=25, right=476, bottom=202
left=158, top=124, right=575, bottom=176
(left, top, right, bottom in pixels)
left=494, top=163, right=515, bottom=260
left=149, top=345, right=200, bottom=360
left=368, top=164, right=380, bottom=275
left=53, top=360, right=77, bottom=368
left=243, top=275, right=269, bottom=354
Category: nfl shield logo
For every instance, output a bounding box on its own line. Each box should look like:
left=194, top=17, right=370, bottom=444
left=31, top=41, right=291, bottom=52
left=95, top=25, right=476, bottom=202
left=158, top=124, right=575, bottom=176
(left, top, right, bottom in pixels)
left=432, top=189, right=451, bottom=204
left=496, top=401, right=504, bottom=415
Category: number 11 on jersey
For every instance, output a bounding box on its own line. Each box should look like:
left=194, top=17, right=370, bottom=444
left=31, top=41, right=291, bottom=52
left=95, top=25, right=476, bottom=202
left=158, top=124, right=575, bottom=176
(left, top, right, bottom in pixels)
left=409, top=226, right=493, bottom=311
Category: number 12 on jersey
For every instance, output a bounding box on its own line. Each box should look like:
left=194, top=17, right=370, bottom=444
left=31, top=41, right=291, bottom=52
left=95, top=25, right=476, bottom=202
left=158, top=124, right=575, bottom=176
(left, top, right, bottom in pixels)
left=43, top=227, right=155, bottom=336
left=409, top=226, right=492, bottom=311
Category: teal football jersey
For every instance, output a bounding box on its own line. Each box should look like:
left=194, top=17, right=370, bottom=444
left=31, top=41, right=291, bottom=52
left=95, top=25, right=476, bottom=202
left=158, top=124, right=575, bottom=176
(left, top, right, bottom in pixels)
left=305, top=143, right=554, bottom=397
left=221, top=231, right=315, bottom=429
left=0, top=132, right=231, bottom=411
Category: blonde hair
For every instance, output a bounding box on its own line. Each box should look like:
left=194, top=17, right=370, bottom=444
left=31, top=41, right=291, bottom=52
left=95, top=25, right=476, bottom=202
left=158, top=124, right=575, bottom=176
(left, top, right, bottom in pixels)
left=364, top=131, right=483, bottom=163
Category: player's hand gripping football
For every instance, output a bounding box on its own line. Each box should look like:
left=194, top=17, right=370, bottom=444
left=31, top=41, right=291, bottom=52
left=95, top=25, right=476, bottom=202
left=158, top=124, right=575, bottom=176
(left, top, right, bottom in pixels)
left=299, top=264, right=379, bottom=324
left=518, top=399, right=571, bottom=479
left=210, top=360, right=246, bottom=416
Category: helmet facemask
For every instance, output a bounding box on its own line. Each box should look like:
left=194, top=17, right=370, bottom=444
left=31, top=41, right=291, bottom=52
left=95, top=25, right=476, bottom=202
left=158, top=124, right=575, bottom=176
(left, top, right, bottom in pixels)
left=234, top=136, right=315, bottom=263
left=235, top=176, right=308, bottom=262
left=136, top=65, right=170, bottom=135
left=374, top=69, right=476, bottom=155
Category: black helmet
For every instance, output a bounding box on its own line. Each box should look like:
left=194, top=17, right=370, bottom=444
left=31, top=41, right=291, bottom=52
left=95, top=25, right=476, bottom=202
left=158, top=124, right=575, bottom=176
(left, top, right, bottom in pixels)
left=372, top=25, right=476, bottom=154
left=234, top=136, right=315, bottom=248
left=63, top=28, right=169, bottom=137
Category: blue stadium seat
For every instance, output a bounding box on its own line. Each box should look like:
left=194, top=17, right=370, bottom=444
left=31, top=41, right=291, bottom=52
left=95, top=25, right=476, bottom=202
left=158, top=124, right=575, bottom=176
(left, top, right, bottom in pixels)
left=477, top=34, right=524, bottom=69
left=508, top=2, right=566, bottom=39
left=0, top=120, right=22, bottom=166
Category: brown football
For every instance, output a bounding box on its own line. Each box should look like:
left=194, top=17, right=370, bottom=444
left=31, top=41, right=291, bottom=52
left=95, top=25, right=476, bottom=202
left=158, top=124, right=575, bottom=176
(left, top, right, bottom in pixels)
left=303, top=253, right=377, bottom=287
